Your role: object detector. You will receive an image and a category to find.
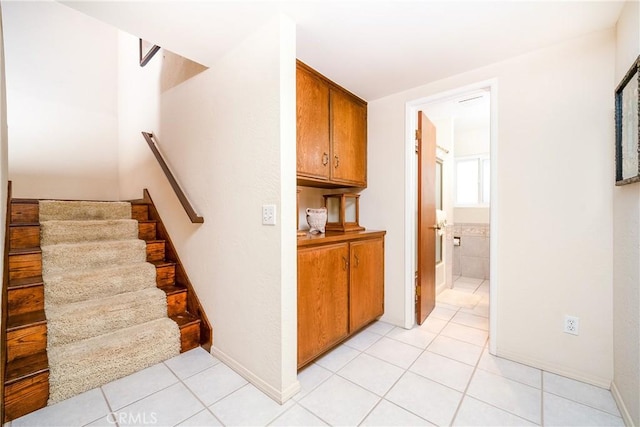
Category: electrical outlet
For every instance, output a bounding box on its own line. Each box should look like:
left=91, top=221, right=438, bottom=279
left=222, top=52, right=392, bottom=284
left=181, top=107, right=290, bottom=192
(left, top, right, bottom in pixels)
left=262, top=204, right=276, bottom=225
left=564, top=315, right=580, bottom=335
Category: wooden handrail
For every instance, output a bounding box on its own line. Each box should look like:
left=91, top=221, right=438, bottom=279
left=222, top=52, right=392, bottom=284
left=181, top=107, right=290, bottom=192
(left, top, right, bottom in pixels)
left=141, top=132, right=204, bottom=224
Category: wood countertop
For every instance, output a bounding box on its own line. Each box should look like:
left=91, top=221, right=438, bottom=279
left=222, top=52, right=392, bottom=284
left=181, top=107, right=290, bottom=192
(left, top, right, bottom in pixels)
left=297, top=229, right=386, bottom=248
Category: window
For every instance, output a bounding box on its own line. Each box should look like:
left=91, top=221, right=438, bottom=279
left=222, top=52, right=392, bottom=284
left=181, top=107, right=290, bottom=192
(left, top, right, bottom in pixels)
left=455, top=155, right=490, bottom=206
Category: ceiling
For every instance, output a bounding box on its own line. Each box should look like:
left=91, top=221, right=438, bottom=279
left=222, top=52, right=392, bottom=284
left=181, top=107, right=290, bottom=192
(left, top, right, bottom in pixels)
left=62, top=0, right=625, bottom=101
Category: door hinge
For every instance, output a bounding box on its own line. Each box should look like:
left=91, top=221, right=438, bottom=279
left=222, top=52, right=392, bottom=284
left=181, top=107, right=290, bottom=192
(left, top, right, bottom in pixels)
left=415, top=129, right=421, bottom=140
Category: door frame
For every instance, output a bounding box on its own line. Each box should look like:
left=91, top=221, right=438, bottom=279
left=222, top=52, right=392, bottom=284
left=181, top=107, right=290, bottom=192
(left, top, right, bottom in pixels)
left=403, top=78, right=499, bottom=354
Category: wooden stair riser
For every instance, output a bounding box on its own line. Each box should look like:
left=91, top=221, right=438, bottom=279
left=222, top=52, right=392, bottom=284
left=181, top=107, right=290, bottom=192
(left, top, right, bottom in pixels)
left=8, top=253, right=42, bottom=281
left=9, top=225, right=40, bottom=250
left=131, top=204, right=149, bottom=222
left=6, top=324, right=46, bottom=363
left=178, top=323, right=200, bottom=352
left=7, top=286, right=44, bottom=318
left=146, top=241, right=165, bottom=262
left=3, top=372, right=48, bottom=423
left=155, top=263, right=176, bottom=287
left=166, top=289, right=187, bottom=317
left=10, top=202, right=38, bottom=224
left=138, top=221, right=157, bottom=241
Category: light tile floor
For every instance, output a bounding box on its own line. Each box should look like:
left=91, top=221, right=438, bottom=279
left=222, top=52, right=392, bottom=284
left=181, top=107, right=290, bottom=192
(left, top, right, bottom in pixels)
left=7, top=276, right=624, bottom=427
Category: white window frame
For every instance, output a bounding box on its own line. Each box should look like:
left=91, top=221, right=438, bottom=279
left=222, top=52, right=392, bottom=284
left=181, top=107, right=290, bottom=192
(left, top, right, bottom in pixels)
left=454, top=154, right=490, bottom=207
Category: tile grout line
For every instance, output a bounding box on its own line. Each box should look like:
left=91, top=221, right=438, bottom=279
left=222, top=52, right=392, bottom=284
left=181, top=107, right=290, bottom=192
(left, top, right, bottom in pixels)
left=448, top=336, right=487, bottom=426
left=163, top=358, right=225, bottom=426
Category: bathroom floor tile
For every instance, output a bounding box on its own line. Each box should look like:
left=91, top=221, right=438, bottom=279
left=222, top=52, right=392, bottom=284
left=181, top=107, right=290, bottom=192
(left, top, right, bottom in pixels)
left=455, top=277, right=484, bottom=286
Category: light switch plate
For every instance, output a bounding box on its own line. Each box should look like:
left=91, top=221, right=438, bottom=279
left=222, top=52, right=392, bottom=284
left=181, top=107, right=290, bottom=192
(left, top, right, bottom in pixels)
left=262, top=204, right=276, bottom=225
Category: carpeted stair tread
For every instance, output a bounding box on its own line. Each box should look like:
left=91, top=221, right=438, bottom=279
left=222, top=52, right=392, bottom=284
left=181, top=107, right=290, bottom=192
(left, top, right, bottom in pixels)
left=39, top=201, right=131, bottom=221
left=47, top=317, right=180, bottom=404
left=39, top=199, right=181, bottom=407
left=41, top=239, right=147, bottom=274
left=43, top=263, right=157, bottom=306
left=46, top=287, right=169, bottom=347
left=40, top=219, right=138, bottom=245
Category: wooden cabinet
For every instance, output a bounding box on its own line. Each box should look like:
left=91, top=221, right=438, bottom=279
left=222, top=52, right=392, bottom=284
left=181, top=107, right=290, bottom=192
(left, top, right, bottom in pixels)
left=296, top=61, right=367, bottom=188
left=297, top=243, right=349, bottom=367
left=297, top=231, right=385, bottom=368
left=349, top=238, right=384, bottom=332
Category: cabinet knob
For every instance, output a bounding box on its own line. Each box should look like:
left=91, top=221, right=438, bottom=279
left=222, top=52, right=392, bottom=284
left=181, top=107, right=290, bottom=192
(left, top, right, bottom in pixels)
left=334, top=155, right=340, bottom=168
left=342, top=256, right=349, bottom=270
left=354, top=254, right=360, bottom=267
left=322, top=152, right=329, bottom=166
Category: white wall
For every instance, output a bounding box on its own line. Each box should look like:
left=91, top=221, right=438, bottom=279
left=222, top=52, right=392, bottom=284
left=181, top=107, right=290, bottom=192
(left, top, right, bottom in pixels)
left=365, top=29, right=615, bottom=386
left=0, top=5, right=9, bottom=400
left=612, top=1, right=640, bottom=425
left=116, top=16, right=299, bottom=402
left=2, top=2, right=119, bottom=200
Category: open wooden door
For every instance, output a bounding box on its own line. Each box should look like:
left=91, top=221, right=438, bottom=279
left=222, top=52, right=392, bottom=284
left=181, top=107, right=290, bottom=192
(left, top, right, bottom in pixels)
left=416, top=112, right=437, bottom=325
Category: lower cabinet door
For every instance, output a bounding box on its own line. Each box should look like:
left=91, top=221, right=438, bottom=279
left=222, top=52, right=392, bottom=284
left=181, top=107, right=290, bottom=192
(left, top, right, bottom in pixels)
left=349, top=238, right=384, bottom=332
left=297, top=243, right=349, bottom=367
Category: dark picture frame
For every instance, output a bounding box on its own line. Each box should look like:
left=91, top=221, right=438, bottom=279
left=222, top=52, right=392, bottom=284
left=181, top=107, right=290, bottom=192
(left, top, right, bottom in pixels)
left=139, top=39, right=161, bottom=67
left=615, top=55, right=640, bottom=185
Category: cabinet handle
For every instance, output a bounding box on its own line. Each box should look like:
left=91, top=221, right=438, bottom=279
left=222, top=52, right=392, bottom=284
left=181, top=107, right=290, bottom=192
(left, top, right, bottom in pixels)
left=334, top=155, right=340, bottom=168
left=354, top=254, right=360, bottom=267
left=342, top=256, right=349, bottom=271
left=322, top=152, right=329, bottom=166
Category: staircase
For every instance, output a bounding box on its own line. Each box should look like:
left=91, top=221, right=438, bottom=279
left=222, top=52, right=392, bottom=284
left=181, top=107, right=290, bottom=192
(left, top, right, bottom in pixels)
left=2, top=187, right=211, bottom=422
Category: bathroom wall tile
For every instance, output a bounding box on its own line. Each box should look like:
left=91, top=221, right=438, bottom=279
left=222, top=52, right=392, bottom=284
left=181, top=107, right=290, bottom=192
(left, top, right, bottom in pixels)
left=460, top=236, right=488, bottom=258
left=453, top=249, right=461, bottom=276
left=461, top=256, right=485, bottom=279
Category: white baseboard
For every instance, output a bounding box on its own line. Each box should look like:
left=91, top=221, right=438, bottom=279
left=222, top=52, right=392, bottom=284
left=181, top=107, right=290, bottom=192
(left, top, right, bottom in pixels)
left=611, top=381, right=634, bottom=426
left=211, top=346, right=301, bottom=404
left=496, top=348, right=612, bottom=389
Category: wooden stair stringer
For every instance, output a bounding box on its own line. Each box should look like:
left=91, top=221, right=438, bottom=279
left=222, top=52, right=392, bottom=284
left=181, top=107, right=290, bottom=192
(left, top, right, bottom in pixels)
left=132, top=189, right=212, bottom=352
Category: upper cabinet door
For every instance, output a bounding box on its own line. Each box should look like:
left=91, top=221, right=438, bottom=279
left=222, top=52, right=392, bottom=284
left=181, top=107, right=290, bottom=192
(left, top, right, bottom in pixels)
left=297, top=66, right=330, bottom=181
left=330, top=89, right=367, bottom=187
